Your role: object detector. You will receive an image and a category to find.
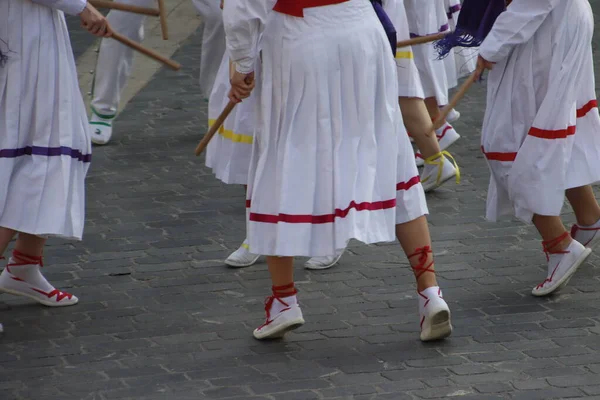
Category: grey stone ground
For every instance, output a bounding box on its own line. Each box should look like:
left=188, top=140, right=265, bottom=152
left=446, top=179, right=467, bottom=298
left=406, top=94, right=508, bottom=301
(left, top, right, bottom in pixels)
left=3, top=5, right=600, bottom=400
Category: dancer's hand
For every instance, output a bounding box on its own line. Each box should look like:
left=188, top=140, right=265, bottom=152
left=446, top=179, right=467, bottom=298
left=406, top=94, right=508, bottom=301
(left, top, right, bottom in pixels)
left=474, top=55, right=494, bottom=80
left=80, top=3, right=113, bottom=37
left=229, top=69, right=255, bottom=103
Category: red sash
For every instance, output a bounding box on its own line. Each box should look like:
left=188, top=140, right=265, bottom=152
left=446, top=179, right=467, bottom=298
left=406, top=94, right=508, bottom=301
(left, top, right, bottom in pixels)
left=273, top=0, right=349, bottom=17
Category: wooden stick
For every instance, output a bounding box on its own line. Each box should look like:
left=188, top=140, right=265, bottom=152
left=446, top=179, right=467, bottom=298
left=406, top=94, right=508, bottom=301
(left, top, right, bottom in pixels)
left=195, top=101, right=237, bottom=156
left=433, top=71, right=479, bottom=130
left=89, top=0, right=160, bottom=16
left=111, top=32, right=181, bottom=71
left=157, top=0, right=169, bottom=40
left=397, top=32, right=449, bottom=48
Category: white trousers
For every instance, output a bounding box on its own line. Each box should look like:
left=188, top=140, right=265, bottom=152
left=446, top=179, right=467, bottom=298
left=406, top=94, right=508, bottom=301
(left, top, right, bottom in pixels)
left=91, top=0, right=225, bottom=116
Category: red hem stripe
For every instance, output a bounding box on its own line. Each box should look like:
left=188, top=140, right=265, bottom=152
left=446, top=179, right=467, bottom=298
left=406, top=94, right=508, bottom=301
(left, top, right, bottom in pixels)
left=483, top=99, right=598, bottom=161
left=245, top=176, right=420, bottom=225
left=577, top=99, right=598, bottom=118
left=528, top=125, right=576, bottom=139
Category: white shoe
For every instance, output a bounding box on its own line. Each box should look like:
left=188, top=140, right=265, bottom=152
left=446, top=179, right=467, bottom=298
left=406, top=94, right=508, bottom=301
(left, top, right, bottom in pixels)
left=532, top=239, right=591, bottom=297
left=571, top=223, right=600, bottom=250
left=0, top=254, right=78, bottom=307
left=420, top=151, right=460, bottom=192
left=305, top=248, right=345, bottom=270
left=446, top=108, right=461, bottom=123
left=418, top=286, right=452, bottom=342
left=225, top=239, right=260, bottom=268
left=90, top=108, right=115, bottom=145
left=415, top=123, right=461, bottom=167
left=253, top=292, right=305, bottom=340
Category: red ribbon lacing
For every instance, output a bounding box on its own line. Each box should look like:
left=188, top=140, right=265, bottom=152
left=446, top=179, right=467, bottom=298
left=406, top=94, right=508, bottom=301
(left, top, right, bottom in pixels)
left=408, top=246, right=434, bottom=279
left=536, top=231, right=570, bottom=289
left=259, top=283, right=297, bottom=329
left=7, top=250, right=43, bottom=272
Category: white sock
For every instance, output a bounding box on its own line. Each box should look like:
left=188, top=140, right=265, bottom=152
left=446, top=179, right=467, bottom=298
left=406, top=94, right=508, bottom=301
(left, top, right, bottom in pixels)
left=271, top=294, right=298, bottom=315
left=6, top=254, right=56, bottom=293
left=573, top=218, right=600, bottom=244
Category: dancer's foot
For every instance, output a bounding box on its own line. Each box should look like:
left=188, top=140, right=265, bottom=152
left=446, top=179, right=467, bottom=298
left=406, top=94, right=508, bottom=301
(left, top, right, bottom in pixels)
left=415, top=123, right=460, bottom=167
left=571, top=219, right=600, bottom=250
left=532, top=237, right=590, bottom=296
left=225, top=239, right=260, bottom=268
left=305, top=248, right=345, bottom=270
left=418, top=286, right=452, bottom=341
left=0, top=251, right=78, bottom=307
left=90, top=108, right=115, bottom=145
left=420, top=151, right=460, bottom=192
left=253, top=283, right=304, bottom=340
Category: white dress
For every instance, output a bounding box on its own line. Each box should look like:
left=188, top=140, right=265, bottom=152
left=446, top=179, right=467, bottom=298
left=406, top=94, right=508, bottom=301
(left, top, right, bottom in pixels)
left=480, top=0, right=600, bottom=223
left=205, top=51, right=260, bottom=185
left=0, top=0, right=91, bottom=240
left=223, top=0, right=427, bottom=257
left=383, top=0, right=424, bottom=99
left=404, top=0, right=451, bottom=104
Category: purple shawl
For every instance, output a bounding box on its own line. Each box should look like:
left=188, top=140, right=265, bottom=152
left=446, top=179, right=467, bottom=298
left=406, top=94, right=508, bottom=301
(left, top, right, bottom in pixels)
left=434, top=0, right=507, bottom=59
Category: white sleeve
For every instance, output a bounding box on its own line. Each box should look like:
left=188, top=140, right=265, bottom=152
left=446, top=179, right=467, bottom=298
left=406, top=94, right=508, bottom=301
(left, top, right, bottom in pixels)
left=31, top=0, right=87, bottom=15
left=222, top=0, right=274, bottom=74
left=479, top=0, right=560, bottom=63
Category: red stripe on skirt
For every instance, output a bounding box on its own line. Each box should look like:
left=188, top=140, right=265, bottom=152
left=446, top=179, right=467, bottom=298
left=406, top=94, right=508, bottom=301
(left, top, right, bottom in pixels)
left=246, top=176, right=420, bottom=224
left=482, top=99, right=598, bottom=161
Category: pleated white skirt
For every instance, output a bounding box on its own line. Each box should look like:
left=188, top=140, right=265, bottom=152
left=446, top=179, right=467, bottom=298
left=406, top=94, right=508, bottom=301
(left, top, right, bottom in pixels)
left=246, top=0, right=427, bottom=257
left=205, top=52, right=260, bottom=185
left=0, top=0, right=91, bottom=240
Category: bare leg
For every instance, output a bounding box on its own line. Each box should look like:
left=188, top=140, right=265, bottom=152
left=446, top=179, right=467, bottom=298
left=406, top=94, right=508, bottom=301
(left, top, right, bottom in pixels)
left=396, top=216, right=451, bottom=340
left=424, top=97, right=442, bottom=123
left=14, top=233, right=46, bottom=258
left=566, top=185, right=600, bottom=226
left=532, top=214, right=571, bottom=251
left=0, top=227, right=16, bottom=257
left=266, top=256, right=295, bottom=291
left=399, top=97, right=440, bottom=159
left=395, top=216, right=438, bottom=291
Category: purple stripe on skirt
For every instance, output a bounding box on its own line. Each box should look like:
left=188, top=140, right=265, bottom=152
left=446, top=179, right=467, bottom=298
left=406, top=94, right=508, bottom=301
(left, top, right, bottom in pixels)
left=447, top=4, right=461, bottom=17
left=410, top=23, right=450, bottom=38
left=0, top=146, right=92, bottom=162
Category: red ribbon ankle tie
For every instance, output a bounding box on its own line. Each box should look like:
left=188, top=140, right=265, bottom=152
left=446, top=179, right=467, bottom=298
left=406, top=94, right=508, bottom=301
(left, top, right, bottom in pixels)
left=542, top=231, right=570, bottom=261
left=259, top=283, right=297, bottom=329
left=408, top=246, right=435, bottom=279
left=536, top=231, right=570, bottom=289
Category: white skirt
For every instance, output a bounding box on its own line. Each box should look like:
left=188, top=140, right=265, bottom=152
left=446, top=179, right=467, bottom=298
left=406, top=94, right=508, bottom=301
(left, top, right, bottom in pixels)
left=246, top=0, right=427, bottom=257
left=404, top=0, right=450, bottom=104
left=482, top=0, right=600, bottom=223
left=0, top=0, right=91, bottom=240
left=205, top=53, right=260, bottom=185
left=437, top=0, right=457, bottom=91
left=383, top=0, right=425, bottom=99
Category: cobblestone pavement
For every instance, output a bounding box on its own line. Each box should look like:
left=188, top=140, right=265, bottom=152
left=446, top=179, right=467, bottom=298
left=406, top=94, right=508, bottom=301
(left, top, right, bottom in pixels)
left=3, top=5, right=600, bottom=400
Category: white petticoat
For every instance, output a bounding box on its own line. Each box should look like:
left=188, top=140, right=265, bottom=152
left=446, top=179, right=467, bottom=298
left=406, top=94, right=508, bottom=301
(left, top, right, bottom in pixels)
left=0, top=0, right=91, bottom=240
left=246, top=0, right=427, bottom=257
